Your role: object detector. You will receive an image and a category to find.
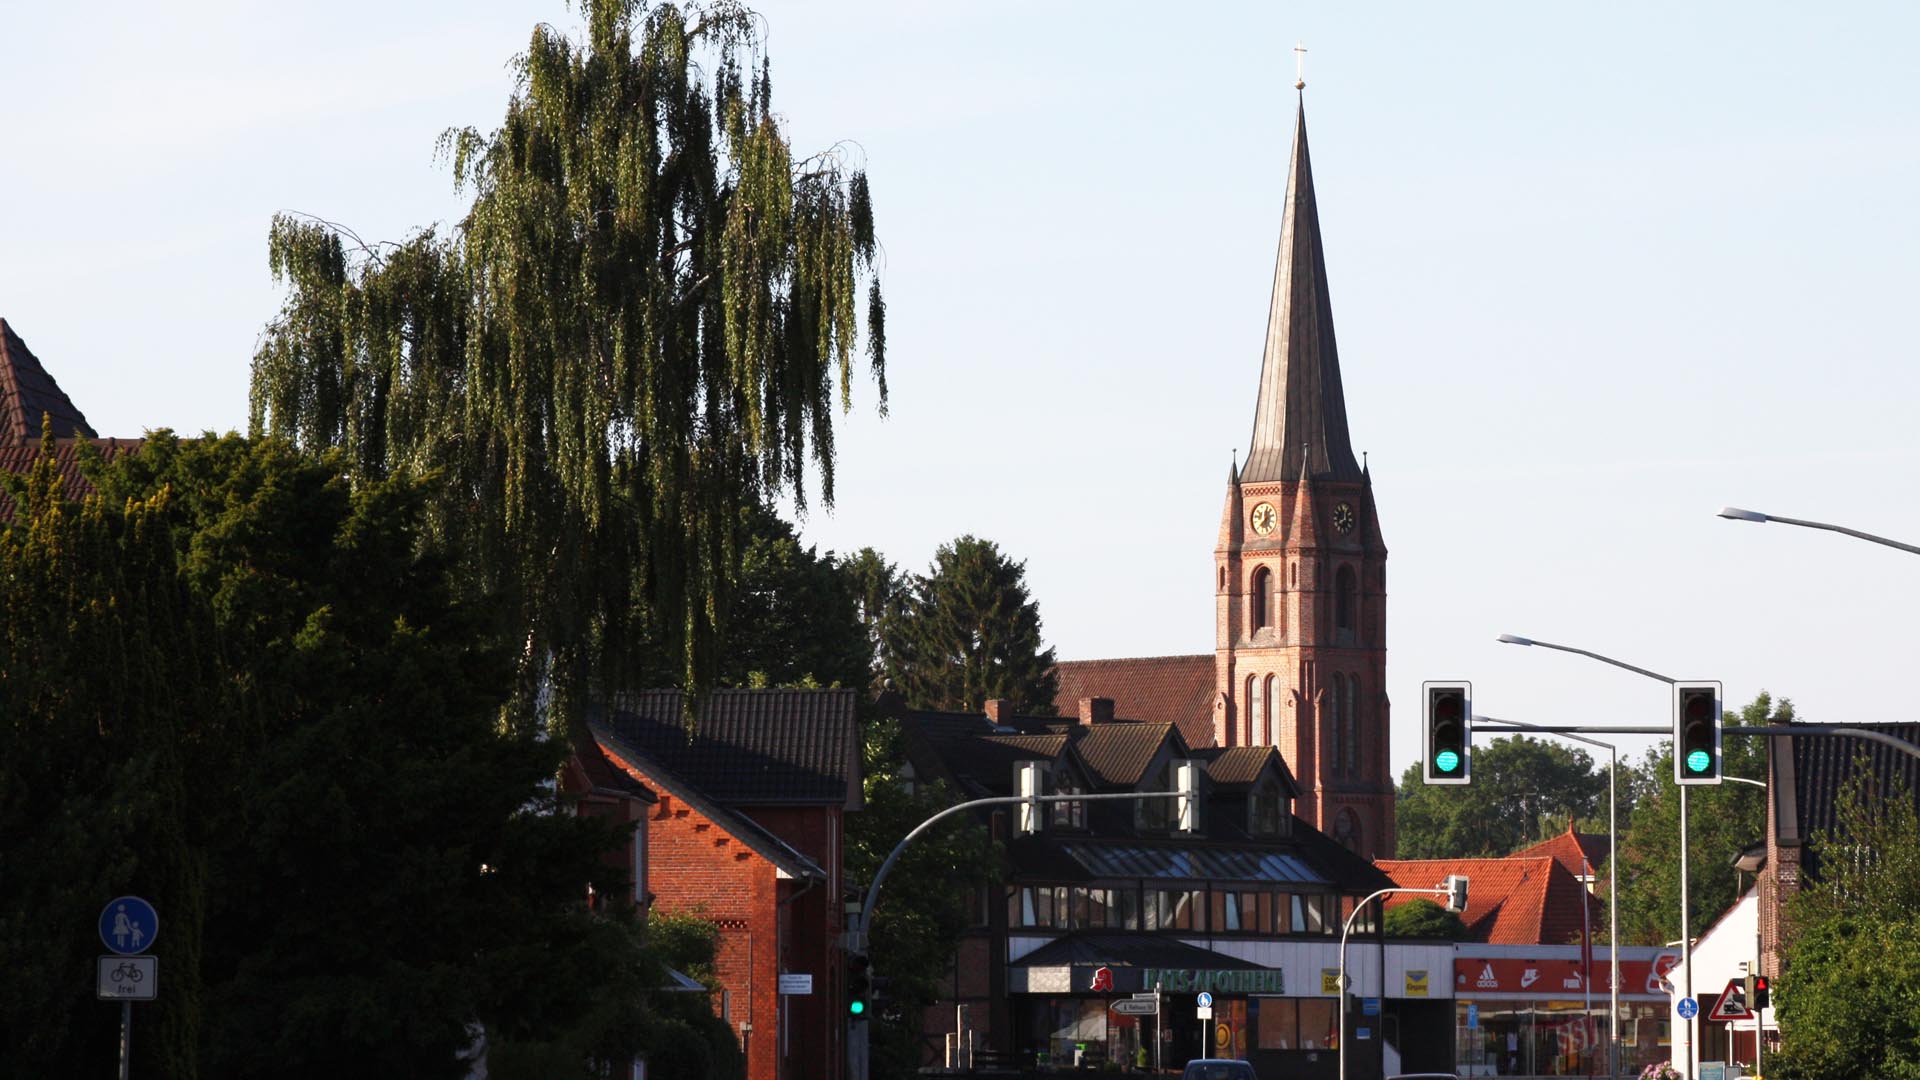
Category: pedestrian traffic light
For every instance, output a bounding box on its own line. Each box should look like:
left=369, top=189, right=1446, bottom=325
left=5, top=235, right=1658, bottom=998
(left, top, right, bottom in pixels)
left=1753, top=975, right=1771, bottom=1010
left=847, top=952, right=872, bottom=1018
left=1673, top=682, right=1722, bottom=786
left=1423, top=682, right=1472, bottom=785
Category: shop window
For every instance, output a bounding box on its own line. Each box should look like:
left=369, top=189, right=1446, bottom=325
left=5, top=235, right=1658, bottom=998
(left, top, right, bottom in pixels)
left=1297, top=999, right=1337, bottom=1049
left=1146, top=889, right=1204, bottom=931
left=1256, top=997, right=1299, bottom=1049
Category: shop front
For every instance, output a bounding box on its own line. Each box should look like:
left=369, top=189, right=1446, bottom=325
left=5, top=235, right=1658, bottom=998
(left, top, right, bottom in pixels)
left=1451, top=953, right=1679, bottom=1077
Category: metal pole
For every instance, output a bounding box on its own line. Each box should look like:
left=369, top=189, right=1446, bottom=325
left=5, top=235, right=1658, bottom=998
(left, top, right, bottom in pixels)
left=1754, top=928, right=1764, bottom=1080
left=1340, top=886, right=1453, bottom=1080
left=1608, top=745, right=1619, bottom=1078
left=1680, top=785, right=1693, bottom=1079
left=120, top=999, right=131, bottom=1080
left=1156, top=982, right=1163, bottom=1076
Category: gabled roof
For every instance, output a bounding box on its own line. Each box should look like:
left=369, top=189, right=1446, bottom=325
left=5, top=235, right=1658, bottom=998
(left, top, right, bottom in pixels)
left=1051, top=654, right=1216, bottom=748
left=1075, top=722, right=1185, bottom=789
left=1774, top=722, right=1920, bottom=878
left=593, top=688, right=861, bottom=808
left=0, top=319, right=95, bottom=445
left=1512, top=823, right=1608, bottom=878
left=1239, top=100, right=1362, bottom=485
left=1377, top=855, right=1599, bottom=946
left=592, top=724, right=824, bottom=881
left=1194, top=745, right=1299, bottom=796
left=569, top=735, right=658, bottom=802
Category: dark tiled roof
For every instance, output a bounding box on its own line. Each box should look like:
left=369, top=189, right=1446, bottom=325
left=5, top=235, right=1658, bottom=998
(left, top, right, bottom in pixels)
left=1075, top=723, right=1180, bottom=788
left=593, top=688, right=860, bottom=806
left=1194, top=745, right=1298, bottom=796
left=593, top=726, right=824, bottom=880
left=1052, top=654, right=1217, bottom=748
left=572, top=735, right=657, bottom=802
left=1014, top=932, right=1271, bottom=970
left=0, top=319, right=96, bottom=445
left=1780, top=722, right=1920, bottom=878
left=0, top=438, right=143, bottom=523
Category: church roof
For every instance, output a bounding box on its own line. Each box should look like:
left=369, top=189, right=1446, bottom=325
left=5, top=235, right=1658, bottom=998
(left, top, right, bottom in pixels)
left=1051, top=654, right=1216, bottom=747
left=0, top=318, right=96, bottom=445
left=1239, top=100, right=1362, bottom=485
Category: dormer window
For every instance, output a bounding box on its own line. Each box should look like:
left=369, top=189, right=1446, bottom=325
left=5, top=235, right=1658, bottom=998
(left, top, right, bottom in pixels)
left=1050, top=768, right=1085, bottom=830
left=1135, top=761, right=1173, bottom=831
left=1250, top=777, right=1286, bottom=836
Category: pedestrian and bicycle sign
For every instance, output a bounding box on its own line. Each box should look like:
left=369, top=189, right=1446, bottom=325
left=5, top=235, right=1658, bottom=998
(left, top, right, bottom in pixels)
left=99, top=896, right=158, bottom=956
left=1197, top=992, right=1214, bottom=1008
left=1676, top=997, right=1699, bottom=1019
left=97, top=956, right=157, bottom=1001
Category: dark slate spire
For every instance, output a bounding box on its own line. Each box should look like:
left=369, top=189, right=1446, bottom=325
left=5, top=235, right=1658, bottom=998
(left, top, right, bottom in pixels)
left=0, top=318, right=95, bottom=446
left=1239, top=99, right=1362, bottom=485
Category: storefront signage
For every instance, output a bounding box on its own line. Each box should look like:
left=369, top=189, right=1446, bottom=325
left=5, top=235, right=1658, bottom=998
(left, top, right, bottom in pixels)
left=1405, top=970, right=1429, bottom=997
left=1139, top=967, right=1284, bottom=995
left=1455, top=957, right=1674, bottom=997
left=1320, top=969, right=1341, bottom=994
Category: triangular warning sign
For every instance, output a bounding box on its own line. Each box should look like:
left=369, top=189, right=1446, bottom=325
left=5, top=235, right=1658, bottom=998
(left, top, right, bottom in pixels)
left=1709, top=979, right=1753, bottom=1020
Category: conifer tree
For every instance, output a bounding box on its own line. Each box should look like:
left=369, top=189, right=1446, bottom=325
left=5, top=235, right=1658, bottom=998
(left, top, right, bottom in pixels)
left=250, top=0, right=887, bottom=727
left=882, top=536, right=1057, bottom=714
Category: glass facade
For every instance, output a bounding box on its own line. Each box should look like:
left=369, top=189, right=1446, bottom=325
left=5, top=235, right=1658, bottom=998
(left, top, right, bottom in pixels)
left=1007, top=884, right=1347, bottom=934
left=1454, top=1000, right=1671, bottom=1077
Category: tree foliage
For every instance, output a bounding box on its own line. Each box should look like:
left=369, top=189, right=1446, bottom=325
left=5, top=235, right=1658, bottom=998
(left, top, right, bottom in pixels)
left=1610, top=693, right=1779, bottom=946
left=847, top=717, right=998, bottom=1078
left=2, top=432, right=664, bottom=1077
left=1395, top=735, right=1605, bottom=859
left=720, top=502, right=871, bottom=690
left=1383, top=898, right=1470, bottom=940
left=881, top=536, right=1057, bottom=714
left=1771, top=767, right=1920, bottom=1080
left=250, top=0, right=887, bottom=727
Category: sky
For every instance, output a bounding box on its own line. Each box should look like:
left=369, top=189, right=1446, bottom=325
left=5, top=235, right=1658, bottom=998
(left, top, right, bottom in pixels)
left=5, top=1, right=1919, bottom=779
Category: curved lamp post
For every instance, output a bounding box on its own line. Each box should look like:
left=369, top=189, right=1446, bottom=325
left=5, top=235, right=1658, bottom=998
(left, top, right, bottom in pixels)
left=1498, top=633, right=1696, bottom=1079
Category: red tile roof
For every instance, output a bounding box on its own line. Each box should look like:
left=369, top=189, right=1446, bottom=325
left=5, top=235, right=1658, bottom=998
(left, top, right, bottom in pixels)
left=1513, top=823, right=1608, bottom=879
left=0, top=318, right=95, bottom=444
left=1377, top=855, right=1601, bottom=946
left=1051, top=654, right=1217, bottom=748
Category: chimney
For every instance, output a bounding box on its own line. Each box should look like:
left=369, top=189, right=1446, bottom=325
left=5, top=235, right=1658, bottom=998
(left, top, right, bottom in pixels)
left=984, top=699, right=1014, bottom=725
left=1078, top=697, right=1116, bottom=725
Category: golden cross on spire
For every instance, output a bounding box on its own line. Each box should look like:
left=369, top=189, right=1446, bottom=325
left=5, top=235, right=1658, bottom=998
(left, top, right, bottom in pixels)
left=1293, top=42, right=1307, bottom=91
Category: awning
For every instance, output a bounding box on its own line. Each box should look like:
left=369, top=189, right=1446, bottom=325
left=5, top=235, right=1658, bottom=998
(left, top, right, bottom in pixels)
left=1010, top=933, right=1284, bottom=996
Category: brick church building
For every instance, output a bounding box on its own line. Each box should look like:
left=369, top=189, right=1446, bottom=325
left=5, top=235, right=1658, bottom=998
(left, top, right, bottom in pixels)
left=1053, top=100, right=1396, bottom=859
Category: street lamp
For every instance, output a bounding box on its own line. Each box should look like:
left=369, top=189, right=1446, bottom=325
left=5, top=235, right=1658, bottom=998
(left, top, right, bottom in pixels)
left=1717, top=507, right=1920, bottom=556
left=1499, top=633, right=1698, bottom=1080
left=1474, top=710, right=1621, bottom=1079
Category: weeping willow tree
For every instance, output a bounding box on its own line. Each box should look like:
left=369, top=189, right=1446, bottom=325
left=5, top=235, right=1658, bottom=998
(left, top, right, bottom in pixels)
left=251, top=0, right=885, bottom=729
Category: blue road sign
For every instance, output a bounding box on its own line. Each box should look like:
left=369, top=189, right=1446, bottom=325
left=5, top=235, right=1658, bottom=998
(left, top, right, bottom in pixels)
left=1676, top=997, right=1699, bottom=1020
left=1196, top=992, right=1214, bottom=1009
left=100, top=896, right=158, bottom=956
left=1466, top=1003, right=1479, bottom=1029
left=1363, top=997, right=1381, bottom=1016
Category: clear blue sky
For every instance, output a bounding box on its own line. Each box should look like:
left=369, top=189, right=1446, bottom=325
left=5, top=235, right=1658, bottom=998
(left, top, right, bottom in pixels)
left=5, top=1, right=1917, bottom=778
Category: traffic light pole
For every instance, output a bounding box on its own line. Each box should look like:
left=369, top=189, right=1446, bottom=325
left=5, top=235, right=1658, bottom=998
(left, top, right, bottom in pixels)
left=1338, top=885, right=1463, bottom=1080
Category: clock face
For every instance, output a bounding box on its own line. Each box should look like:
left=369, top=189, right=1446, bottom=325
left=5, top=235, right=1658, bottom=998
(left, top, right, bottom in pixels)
left=1250, top=502, right=1278, bottom=536
left=1333, top=502, right=1356, bottom=534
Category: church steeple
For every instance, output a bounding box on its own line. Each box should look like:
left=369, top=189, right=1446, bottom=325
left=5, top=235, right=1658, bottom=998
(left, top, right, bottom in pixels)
left=1239, top=99, right=1362, bottom=485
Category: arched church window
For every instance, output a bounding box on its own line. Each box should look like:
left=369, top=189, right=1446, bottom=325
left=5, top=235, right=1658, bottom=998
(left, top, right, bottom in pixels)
left=1218, top=566, right=1225, bottom=591
left=1247, top=675, right=1265, bottom=747
left=1335, top=565, right=1357, bottom=632
left=1345, top=674, right=1361, bottom=776
left=1333, top=808, right=1362, bottom=853
left=1251, top=567, right=1271, bottom=629
left=1291, top=562, right=1298, bottom=587
left=1326, top=675, right=1342, bottom=775
left=1262, top=675, right=1276, bottom=744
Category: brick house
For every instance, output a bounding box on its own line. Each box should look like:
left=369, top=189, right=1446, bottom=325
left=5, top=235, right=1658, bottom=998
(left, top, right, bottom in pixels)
left=584, top=689, right=863, bottom=1080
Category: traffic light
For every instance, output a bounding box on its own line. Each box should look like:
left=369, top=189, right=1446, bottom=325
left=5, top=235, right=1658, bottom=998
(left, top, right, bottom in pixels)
left=847, top=951, right=872, bottom=1018
left=1443, top=874, right=1470, bottom=913
left=1176, top=761, right=1202, bottom=832
left=1673, top=682, right=1723, bottom=786
left=1423, top=682, right=1472, bottom=785
left=1753, top=975, right=1771, bottom=1010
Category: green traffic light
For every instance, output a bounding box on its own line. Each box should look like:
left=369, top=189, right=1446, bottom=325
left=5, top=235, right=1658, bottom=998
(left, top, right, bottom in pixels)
left=1435, top=750, right=1460, bottom=773
left=849, top=1000, right=866, bottom=1016
left=1686, top=749, right=1711, bottom=774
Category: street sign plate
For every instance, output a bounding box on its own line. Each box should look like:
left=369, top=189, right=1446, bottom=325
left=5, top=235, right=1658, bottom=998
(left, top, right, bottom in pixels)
left=778, top=973, right=813, bottom=995
left=98, top=955, right=157, bottom=1001
left=1197, top=1006, right=1213, bottom=1020
left=1131, top=991, right=1159, bottom=1000
left=1466, top=1003, right=1478, bottom=1029
left=1112, top=999, right=1158, bottom=1016
left=1708, top=980, right=1752, bottom=1020
left=1363, top=997, right=1380, bottom=1016
left=99, top=896, right=158, bottom=956
left=1196, top=991, right=1214, bottom=1008
left=1676, top=997, right=1699, bottom=1019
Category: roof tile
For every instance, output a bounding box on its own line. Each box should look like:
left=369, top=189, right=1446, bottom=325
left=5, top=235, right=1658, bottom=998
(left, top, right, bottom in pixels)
left=1052, top=654, right=1217, bottom=747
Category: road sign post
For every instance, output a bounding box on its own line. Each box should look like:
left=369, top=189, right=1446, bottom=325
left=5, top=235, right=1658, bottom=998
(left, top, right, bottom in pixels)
left=99, top=896, right=158, bottom=1080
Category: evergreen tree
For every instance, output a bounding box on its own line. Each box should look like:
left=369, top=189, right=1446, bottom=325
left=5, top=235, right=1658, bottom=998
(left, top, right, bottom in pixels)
left=250, top=0, right=887, bottom=728
left=1383, top=899, right=1470, bottom=940
left=882, top=536, right=1056, bottom=714
left=720, top=502, right=871, bottom=689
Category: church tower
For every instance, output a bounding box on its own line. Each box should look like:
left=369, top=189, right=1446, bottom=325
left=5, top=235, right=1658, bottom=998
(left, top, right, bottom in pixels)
left=1213, top=98, right=1394, bottom=859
